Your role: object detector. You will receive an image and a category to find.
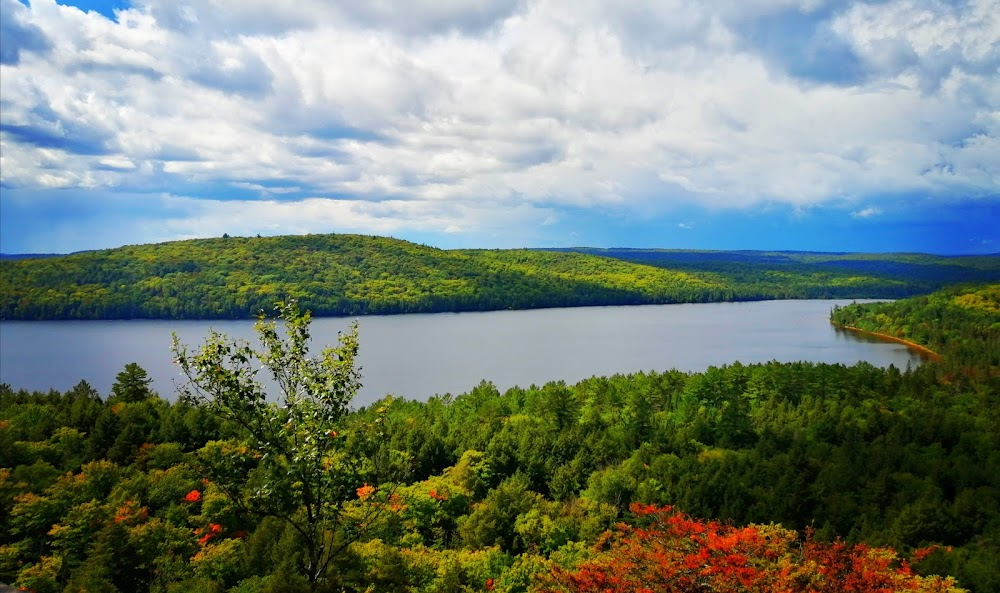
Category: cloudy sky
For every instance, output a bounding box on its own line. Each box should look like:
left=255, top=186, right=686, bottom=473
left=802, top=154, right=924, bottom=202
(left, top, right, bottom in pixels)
left=1, top=0, right=998, bottom=254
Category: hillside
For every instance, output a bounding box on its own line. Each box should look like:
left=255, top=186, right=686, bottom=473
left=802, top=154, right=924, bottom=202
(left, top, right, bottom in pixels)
left=2, top=234, right=999, bottom=319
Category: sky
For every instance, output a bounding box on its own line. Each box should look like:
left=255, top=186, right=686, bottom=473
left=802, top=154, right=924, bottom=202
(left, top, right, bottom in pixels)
left=1, top=0, right=998, bottom=254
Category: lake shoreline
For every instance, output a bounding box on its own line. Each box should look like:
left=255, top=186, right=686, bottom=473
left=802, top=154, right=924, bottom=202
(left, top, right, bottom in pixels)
left=831, top=322, right=942, bottom=361
left=2, top=296, right=892, bottom=323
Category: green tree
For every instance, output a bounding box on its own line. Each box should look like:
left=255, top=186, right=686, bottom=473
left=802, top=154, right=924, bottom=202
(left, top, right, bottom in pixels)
left=172, top=301, right=394, bottom=590
left=110, top=363, right=154, bottom=403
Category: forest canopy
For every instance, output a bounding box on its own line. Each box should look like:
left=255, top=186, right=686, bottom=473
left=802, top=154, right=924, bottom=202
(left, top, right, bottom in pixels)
left=2, top=233, right=998, bottom=319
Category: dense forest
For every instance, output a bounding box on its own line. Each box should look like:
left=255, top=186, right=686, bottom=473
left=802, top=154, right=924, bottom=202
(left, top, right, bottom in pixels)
left=2, top=233, right=999, bottom=319
left=2, top=285, right=997, bottom=592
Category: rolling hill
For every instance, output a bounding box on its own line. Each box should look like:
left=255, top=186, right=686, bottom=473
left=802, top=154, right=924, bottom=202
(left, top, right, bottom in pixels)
left=2, top=234, right=998, bottom=319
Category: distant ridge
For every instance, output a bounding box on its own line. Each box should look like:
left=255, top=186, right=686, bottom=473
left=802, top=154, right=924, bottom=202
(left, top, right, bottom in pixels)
left=2, top=233, right=999, bottom=320
left=0, top=253, right=65, bottom=260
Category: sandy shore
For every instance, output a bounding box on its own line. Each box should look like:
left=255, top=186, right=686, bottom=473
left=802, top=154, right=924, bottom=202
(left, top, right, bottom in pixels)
left=832, top=323, right=943, bottom=362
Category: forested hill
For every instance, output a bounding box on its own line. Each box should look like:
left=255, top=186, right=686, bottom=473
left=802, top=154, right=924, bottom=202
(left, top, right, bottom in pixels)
left=831, top=283, right=1000, bottom=370
left=2, top=233, right=999, bottom=319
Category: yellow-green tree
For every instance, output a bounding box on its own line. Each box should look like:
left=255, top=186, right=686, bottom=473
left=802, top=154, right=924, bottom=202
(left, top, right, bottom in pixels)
left=172, top=301, right=395, bottom=590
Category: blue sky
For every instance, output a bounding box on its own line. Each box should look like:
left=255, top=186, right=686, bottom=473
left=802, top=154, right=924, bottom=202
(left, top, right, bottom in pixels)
left=1, top=0, right=998, bottom=254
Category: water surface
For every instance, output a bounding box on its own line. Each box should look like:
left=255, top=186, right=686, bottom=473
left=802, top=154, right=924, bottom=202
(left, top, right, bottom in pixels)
left=0, top=300, right=929, bottom=406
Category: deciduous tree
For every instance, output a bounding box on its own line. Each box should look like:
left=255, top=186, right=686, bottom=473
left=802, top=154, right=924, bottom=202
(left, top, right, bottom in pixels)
left=172, top=301, right=395, bottom=590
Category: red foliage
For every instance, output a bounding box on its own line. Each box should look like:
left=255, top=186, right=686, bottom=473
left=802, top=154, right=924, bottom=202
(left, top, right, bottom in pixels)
left=911, top=545, right=952, bottom=564
left=184, top=489, right=202, bottom=503
left=541, top=503, right=963, bottom=593
left=196, top=522, right=224, bottom=545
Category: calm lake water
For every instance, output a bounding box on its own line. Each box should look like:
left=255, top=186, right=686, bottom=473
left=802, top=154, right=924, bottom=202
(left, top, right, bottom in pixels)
left=0, top=300, right=929, bottom=406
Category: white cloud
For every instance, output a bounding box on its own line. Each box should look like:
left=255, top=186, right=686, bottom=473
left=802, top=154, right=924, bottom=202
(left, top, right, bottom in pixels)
left=833, top=0, right=1000, bottom=74
left=132, top=0, right=522, bottom=37
left=0, top=0, right=997, bottom=251
left=851, top=206, right=882, bottom=218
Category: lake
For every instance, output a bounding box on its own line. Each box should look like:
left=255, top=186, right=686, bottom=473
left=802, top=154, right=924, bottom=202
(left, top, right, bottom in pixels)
left=0, top=300, right=930, bottom=406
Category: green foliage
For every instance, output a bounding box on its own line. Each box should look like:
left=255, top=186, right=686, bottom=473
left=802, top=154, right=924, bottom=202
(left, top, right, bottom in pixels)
left=4, top=234, right=997, bottom=319
left=172, top=301, right=400, bottom=588
left=111, top=362, right=155, bottom=403
left=459, top=474, right=542, bottom=553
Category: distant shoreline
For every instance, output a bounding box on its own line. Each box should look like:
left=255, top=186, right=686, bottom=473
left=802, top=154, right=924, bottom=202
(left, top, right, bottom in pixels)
left=832, top=322, right=942, bottom=361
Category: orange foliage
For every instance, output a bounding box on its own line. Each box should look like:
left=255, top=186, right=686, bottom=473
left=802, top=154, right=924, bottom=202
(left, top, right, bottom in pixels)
left=113, top=500, right=149, bottom=525
left=184, top=489, right=202, bottom=503
left=388, top=493, right=406, bottom=512
left=912, top=545, right=952, bottom=564
left=356, top=483, right=376, bottom=500
left=541, top=504, right=964, bottom=593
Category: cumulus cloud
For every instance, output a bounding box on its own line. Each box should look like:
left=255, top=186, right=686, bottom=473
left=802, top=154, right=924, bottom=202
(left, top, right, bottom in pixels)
left=833, top=0, right=1000, bottom=82
left=0, top=0, right=997, bottom=252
